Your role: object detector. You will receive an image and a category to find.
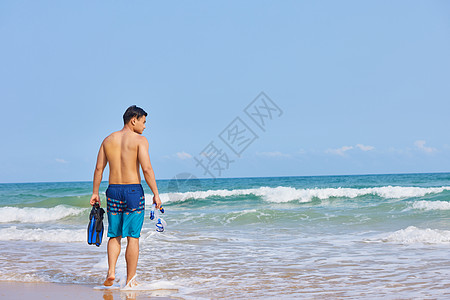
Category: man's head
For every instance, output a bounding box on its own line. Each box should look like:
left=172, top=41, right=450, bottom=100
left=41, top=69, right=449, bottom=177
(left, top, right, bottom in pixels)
left=123, top=105, right=147, bottom=134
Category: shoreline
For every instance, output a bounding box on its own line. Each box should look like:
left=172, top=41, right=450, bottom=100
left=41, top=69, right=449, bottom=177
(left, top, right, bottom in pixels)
left=0, top=281, right=179, bottom=300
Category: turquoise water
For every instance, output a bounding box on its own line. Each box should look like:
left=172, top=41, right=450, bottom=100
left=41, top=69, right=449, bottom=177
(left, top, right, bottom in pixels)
left=1, top=173, right=450, bottom=299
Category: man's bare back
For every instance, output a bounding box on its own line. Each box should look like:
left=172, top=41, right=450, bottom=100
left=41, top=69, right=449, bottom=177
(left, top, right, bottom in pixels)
left=102, top=130, right=144, bottom=185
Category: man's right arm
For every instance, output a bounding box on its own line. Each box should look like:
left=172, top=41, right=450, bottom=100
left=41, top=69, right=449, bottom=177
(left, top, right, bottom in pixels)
left=137, top=137, right=162, bottom=208
left=90, top=143, right=107, bottom=206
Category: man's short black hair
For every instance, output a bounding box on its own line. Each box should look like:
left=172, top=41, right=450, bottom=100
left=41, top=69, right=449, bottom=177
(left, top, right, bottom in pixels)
left=123, top=105, right=148, bottom=124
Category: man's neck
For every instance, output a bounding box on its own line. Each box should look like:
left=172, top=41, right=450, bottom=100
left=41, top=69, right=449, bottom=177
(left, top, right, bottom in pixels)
left=122, top=124, right=134, bottom=133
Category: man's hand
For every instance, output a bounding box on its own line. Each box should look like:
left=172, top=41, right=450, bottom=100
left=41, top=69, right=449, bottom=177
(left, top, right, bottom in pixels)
left=153, top=195, right=162, bottom=209
left=90, top=194, right=101, bottom=206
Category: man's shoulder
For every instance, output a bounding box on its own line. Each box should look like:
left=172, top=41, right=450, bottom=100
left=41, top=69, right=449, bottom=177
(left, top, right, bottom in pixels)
left=123, top=132, right=148, bottom=146
left=103, top=131, right=120, bottom=143
left=136, top=134, right=148, bottom=144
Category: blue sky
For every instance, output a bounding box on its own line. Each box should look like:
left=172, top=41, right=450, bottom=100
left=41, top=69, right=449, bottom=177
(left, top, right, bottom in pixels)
left=1, top=1, right=449, bottom=183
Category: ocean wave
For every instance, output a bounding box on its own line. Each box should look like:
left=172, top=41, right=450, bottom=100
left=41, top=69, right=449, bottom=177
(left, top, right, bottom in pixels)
left=383, top=226, right=450, bottom=244
left=0, top=226, right=85, bottom=242
left=153, top=186, right=450, bottom=204
left=411, top=200, right=450, bottom=211
left=222, top=209, right=271, bottom=224
left=0, top=205, right=87, bottom=223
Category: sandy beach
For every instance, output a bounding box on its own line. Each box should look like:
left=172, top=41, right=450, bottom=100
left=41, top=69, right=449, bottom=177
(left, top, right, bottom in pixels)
left=0, top=281, right=179, bottom=300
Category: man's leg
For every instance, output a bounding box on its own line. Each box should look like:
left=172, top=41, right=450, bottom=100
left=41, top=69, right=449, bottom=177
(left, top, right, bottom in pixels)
left=104, top=236, right=121, bottom=286
left=125, top=236, right=139, bottom=284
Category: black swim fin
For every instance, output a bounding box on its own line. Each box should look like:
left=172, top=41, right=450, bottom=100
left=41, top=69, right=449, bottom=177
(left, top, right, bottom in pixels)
left=87, top=203, right=105, bottom=247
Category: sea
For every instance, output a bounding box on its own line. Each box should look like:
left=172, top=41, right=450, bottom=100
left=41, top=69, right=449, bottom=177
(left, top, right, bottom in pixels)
left=1, top=173, right=450, bottom=299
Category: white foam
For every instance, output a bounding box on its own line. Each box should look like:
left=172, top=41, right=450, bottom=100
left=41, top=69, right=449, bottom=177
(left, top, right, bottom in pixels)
left=0, top=273, right=47, bottom=283
left=119, top=276, right=197, bottom=300
left=383, top=226, right=450, bottom=244
left=0, top=205, right=86, bottom=223
left=0, top=226, right=86, bottom=242
left=122, top=279, right=179, bottom=291
left=412, top=200, right=450, bottom=211
left=152, top=186, right=450, bottom=204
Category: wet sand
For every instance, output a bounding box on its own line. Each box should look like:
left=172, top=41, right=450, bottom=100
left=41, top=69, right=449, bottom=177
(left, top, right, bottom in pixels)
left=0, top=281, right=179, bottom=300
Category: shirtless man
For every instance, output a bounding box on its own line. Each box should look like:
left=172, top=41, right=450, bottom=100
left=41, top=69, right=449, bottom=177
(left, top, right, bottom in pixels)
left=89, top=105, right=161, bottom=286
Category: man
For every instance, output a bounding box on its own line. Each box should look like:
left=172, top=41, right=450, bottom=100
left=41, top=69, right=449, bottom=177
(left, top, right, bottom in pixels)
left=90, top=105, right=162, bottom=286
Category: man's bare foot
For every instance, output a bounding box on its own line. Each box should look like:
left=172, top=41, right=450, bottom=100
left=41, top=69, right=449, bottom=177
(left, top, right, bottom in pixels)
left=103, top=274, right=115, bottom=286
left=125, top=274, right=138, bottom=288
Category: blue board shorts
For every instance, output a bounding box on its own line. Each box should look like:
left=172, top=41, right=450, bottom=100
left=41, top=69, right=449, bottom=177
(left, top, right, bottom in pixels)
left=105, top=184, right=145, bottom=238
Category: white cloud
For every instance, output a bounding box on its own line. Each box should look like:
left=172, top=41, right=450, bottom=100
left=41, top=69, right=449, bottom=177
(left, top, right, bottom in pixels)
left=414, top=140, right=436, bottom=153
left=326, top=144, right=375, bottom=156
left=55, top=158, right=68, bottom=164
left=256, top=151, right=291, bottom=158
left=325, top=146, right=353, bottom=156
left=176, top=151, right=193, bottom=160
left=356, top=144, right=375, bottom=151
